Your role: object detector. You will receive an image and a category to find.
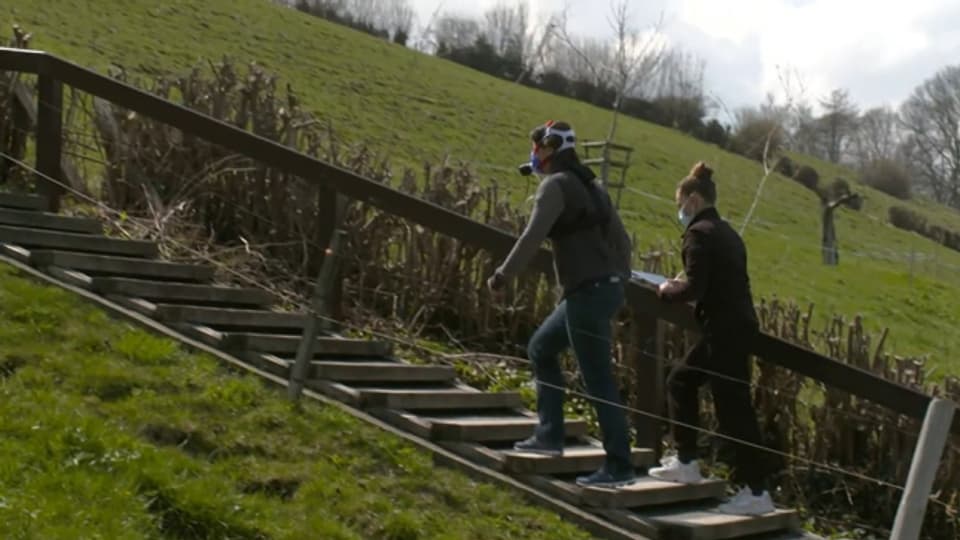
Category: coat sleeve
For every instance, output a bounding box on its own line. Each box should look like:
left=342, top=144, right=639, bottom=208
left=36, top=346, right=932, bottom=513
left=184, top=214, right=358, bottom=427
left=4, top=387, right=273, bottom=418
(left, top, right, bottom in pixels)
left=496, top=177, right=564, bottom=278
left=660, top=228, right=710, bottom=303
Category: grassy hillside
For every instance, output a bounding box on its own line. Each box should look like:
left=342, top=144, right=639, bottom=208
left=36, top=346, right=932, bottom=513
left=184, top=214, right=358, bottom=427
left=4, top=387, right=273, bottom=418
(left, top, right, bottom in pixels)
left=3, top=0, right=960, bottom=369
left=0, top=262, right=594, bottom=539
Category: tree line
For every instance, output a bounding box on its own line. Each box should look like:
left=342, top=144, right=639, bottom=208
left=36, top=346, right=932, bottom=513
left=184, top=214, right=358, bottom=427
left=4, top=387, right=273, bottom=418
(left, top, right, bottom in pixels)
left=279, top=0, right=960, bottom=217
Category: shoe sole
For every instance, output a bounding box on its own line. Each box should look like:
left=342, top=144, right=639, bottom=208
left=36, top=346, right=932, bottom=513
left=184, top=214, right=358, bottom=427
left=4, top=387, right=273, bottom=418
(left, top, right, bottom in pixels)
left=648, top=472, right=703, bottom=485
left=576, top=478, right=637, bottom=488
left=512, top=447, right=563, bottom=457
left=714, top=508, right=776, bottom=516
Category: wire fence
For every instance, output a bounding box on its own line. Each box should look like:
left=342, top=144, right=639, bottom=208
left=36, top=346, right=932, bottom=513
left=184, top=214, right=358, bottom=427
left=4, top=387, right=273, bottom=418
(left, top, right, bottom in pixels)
left=3, top=65, right=960, bottom=535
left=5, top=151, right=959, bottom=519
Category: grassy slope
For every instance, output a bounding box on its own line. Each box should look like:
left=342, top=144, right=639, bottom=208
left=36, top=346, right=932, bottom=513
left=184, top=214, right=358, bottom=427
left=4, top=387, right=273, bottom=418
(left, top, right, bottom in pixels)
left=3, top=0, right=960, bottom=368
left=0, top=262, right=593, bottom=540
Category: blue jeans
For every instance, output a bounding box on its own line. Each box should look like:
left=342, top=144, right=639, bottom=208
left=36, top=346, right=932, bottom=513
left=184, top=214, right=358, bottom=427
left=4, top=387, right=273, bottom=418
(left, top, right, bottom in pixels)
left=527, top=279, right=632, bottom=474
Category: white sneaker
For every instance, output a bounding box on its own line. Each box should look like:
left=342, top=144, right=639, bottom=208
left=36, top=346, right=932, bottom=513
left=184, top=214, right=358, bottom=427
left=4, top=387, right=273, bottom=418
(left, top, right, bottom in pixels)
left=648, top=455, right=704, bottom=484
left=716, top=487, right=776, bottom=516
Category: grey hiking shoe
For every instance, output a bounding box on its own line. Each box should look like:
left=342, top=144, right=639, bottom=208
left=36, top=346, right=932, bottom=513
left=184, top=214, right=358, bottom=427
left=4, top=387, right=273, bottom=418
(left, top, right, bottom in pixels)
left=512, top=436, right=563, bottom=457
left=575, top=468, right=636, bottom=488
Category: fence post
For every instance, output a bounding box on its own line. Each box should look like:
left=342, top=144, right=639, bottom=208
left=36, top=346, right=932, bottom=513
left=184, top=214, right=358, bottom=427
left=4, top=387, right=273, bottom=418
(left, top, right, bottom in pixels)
left=890, top=397, right=957, bottom=540
left=288, top=229, right=347, bottom=401
left=36, top=74, right=64, bottom=212
left=631, top=311, right=664, bottom=458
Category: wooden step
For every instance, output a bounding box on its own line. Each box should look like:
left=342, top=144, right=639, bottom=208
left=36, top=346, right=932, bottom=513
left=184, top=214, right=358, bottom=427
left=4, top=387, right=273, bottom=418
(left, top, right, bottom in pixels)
left=92, top=278, right=273, bottom=308
left=0, top=225, right=158, bottom=257
left=312, top=361, right=456, bottom=383
left=153, top=304, right=307, bottom=331
left=502, top=445, right=655, bottom=475
left=221, top=332, right=393, bottom=357
left=30, top=250, right=214, bottom=282
left=581, top=476, right=728, bottom=508
left=623, top=505, right=800, bottom=540
left=354, top=387, right=524, bottom=410
left=430, top=414, right=589, bottom=442
left=0, top=208, right=102, bottom=234
left=0, top=192, right=46, bottom=211
left=375, top=410, right=590, bottom=442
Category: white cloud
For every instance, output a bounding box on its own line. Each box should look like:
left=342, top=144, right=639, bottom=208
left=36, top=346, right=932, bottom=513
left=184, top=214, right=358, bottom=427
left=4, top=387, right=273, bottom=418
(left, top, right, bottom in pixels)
left=675, top=0, right=957, bottom=110
left=407, top=0, right=960, bottom=113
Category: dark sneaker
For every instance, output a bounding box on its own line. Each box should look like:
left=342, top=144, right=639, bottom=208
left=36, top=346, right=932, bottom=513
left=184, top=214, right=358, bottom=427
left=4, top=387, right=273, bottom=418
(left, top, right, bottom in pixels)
left=575, top=468, right=636, bottom=488
left=512, top=436, right=563, bottom=457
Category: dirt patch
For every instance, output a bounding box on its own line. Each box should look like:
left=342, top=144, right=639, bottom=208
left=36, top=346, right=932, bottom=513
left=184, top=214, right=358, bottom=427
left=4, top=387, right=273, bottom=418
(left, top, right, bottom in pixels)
left=240, top=477, right=302, bottom=501
left=139, top=423, right=219, bottom=459
left=0, top=355, right=28, bottom=378
left=139, top=482, right=270, bottom=540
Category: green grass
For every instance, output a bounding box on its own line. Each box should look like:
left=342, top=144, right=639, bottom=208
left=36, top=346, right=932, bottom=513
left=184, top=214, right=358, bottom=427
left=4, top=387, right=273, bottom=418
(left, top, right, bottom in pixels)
left=2, top=0, right=960, bottom=370
left=0, top=263, right=593, bottom=540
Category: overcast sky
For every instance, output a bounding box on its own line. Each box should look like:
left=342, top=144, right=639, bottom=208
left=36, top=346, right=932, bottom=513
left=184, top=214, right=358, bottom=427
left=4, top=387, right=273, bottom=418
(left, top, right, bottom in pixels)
left=408, top=0, right=960, bottom=116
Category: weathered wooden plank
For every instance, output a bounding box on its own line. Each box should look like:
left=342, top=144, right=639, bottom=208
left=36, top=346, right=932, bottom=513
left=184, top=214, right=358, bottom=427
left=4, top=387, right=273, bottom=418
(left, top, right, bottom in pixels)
left=0, top=208, right=101, bottom=233
left=0, top=192, right=46, bottom=211
left=596, top=509, right=660, bottom=538
left=640, top=506, right=799, bottom=540
left=154, top=305, right=307, bottom=331
left=428, top=415, right=589, bottom=442
left=221, top=333, right=392, bottom=357
left=30, top=250, right=214, bottom=282
left=0, top=225, right=158, bottom=257
left=582, top=476, right=727, bottom=509
left=502, top=445, right=655, bottom=475
left=436, top=441, right=508, bottom=471
left=312, top=362, right=455, bottom=383
left=354, top=387, right=523, bottom=411
left=369, top=409, right=435, bottom=440
left=45, top=265, right=93, bottom=289
left=92, top=278, right=273, bottom=307
left=518, top=475, right=585, bottom=506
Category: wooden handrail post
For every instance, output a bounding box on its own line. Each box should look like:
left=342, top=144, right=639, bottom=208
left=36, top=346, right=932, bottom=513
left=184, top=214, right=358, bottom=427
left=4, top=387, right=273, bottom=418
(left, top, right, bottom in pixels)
left=891, top=397, right=956, bottom=540
left=36, top=74, right=64, bottom=212
left=288, top=229, right=347, bottom=401
left=630, top=309, right=665, bottom=457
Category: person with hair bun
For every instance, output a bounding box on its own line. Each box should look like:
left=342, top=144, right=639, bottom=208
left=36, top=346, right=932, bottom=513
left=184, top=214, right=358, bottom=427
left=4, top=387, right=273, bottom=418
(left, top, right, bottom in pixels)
left=487, top=120, right=636, bottom=488
left=650, top=161, right=776, bottom=516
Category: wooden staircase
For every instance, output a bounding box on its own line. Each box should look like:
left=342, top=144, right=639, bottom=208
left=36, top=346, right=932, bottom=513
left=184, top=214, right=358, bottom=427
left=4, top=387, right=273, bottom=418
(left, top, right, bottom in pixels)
left=0, top=192, right=820, bottom=540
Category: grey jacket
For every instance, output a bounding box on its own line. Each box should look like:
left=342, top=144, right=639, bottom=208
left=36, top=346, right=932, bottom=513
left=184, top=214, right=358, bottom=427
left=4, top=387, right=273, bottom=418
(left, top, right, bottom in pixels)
left=497, top=170, right=633, bottom=295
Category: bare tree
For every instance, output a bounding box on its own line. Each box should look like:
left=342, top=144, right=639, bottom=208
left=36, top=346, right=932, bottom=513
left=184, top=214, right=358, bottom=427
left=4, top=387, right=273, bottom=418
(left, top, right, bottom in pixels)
left=433, top=15, right=482, bottom=51
left=736, top=67, right=807, bottom=236
left=649, top=48, right=705, bottom=101
left=819, top=182, right=861, bottom=266
left=483, top=2, right=530, bottom=61
left=787, top=101, right=820, bottom=156
left=382, top=0, right=415, bottom=44
left=851, top=106, right=902, bottom=168
left=900, top=65, right=960, bottom=208
left=818, top=88, right=859, bottom=164
left=545, top=34, right=613, bottom=90
left=603, top=2, right=665, bottom=146
left=552, top=1, right=665, bottom=180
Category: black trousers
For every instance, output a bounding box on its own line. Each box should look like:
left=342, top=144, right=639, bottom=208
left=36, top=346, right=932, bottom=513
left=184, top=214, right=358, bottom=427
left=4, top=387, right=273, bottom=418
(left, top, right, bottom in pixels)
left=667, top=328, right=767, bottom=491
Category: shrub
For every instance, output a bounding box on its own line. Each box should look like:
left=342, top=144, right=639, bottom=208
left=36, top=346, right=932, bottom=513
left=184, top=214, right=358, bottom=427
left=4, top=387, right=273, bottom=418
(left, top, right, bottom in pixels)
left=889, top=205, right=927, bottom=233
left=774, top=156, right=795, bottom=177
left=792, top=165, right=820, bottom=192
left=830, top=178, right=851, bottom=198
left=730, top=117, right=784, bottom=162
left=861, top=159, right=911, bottom=200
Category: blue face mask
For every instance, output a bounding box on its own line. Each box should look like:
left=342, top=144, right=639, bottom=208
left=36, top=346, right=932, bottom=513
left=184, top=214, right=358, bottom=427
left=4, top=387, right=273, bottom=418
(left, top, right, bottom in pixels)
left=678, top=201, right=693, bottom=228
left=529, top=150, right=543, bottom=174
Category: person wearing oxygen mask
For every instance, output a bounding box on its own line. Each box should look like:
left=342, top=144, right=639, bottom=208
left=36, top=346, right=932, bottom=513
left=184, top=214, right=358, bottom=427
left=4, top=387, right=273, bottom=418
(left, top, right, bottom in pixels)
left=651, top=161, right=776, bottom=516
left=486, top=120, right=636, bottom=488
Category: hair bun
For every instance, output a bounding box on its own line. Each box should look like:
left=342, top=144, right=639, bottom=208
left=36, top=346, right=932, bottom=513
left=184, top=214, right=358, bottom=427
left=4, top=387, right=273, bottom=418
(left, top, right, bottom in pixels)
left=690, top=161, right=713, bottom=182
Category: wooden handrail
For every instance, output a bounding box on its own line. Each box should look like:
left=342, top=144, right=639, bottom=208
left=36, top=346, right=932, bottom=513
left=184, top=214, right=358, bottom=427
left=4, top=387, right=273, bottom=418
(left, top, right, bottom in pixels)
left=1, top=47, right=956, bottom=436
